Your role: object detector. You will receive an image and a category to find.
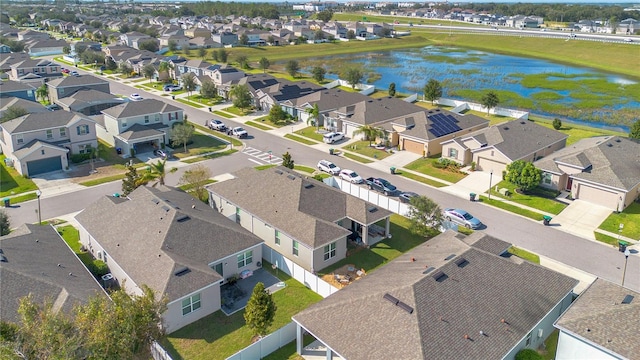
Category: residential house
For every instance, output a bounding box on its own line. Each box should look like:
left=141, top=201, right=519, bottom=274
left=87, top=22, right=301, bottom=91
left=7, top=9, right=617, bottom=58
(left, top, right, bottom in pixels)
left=0, top=97, right=49, bottom=118
left=56, top=89, right=125, bottom=116
left=222, top=73, right=280, bottom=103
left=47, top=74, right=110, bottom=104
left=208, top=66, right=245, bottom=98
left=96, top=98, right=183, bottom=156
left=184, top=27, right=211, bottom=39
left=292, top=230, right=577, bottom=360
left=0, top=224, right=108, bottom=323
left=120, top=32, right=154, bottom=50
left=0, top=111, right=98, bottom=176
left=345, top=22, right=368, bottom=37
left=176, top=59, right=213, bottom=79
left=554, top=278, right=639, bottom=360
left=254, top=79, right=323, bottom=112
left=211, top=31, right=238, bottom=47
left=17, top=29, right=51, bottom=41
left=617, top=18, right=639, bottom=34
left=9, top=58, right=62, bottom=82
left=75, top=185, right=264, bottom=333
left=189, top=36, right=218, bottom=49
left=159, top=35, right=190, bottom=50
left=0, top=80, right=36, bottom=101
left=284, top=88, right=371, bottom=126
left=441, top=119, right=568, bottom=175
left=73, top=40, right=102, bottom=53
left=25, top=39, right=68, bottom=56
left=0, top=44, right=11, bottom=53
left=0, top=53, right=31, bottom=73
left=207, top=167, right=393, bottom=273
left=236, top=29, right=268, bottom=46
left=534, top=136, right=640, bottom=211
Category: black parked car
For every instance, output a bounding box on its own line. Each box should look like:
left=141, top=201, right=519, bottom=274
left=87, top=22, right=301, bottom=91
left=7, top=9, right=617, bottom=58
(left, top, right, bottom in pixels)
left=399, top=192, right=419, bottom=204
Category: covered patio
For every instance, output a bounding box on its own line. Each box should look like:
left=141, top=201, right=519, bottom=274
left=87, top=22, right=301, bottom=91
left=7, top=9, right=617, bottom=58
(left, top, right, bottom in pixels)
left=220, top=268, right=283, bottom=315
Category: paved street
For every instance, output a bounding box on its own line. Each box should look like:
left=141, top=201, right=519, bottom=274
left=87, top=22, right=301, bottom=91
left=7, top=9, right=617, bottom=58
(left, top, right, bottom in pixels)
left=4, top=68, right=638, bottom=292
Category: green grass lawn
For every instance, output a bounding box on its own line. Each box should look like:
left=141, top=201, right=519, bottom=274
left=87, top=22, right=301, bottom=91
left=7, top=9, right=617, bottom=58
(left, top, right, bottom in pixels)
left=404, top=157, right=467, bottom=184
left=161, top=264, right=322, bottom=360
left=487, top=181, right=566, bottom=215
left=396, top=170, right=448, bottom=188
left=594, top=232, right=620, bottom=247
left=341, top=141, right=391, bottom=160
left=464, top=109, right=512, bottom=126
left=181, top=149, right=238, bottom=164
left=293, top=126, right=324, bottom=142
left=222, top=106, right=253, bottom=116
left=255, top=164, right=277, bottom=171
left=255, top=116, right=297, bottom=128
left=598, top=203, right=640, bottom=240
left=541, top=329, right=559, bottom=360
left=245, top=120, right=273, bottom=130
left=508, top=246, right=541, bottom=264
left=192, top=124, right=243, bottom=147
left=0, top=155, right=38, bottom=198
left=479, top=196, right=546, bottom=221
left=175, top=98, right=205, bottom=108
left=186, top=95, right=223, bottom=107
left=294, top=165, right=315, bottom=174
left=342, top=152, right=374, bottom=164
left=529, top=116, right=626, bottom=146
left=58, top=225, right=107, bottom=277
left=212, top=110, right=234, bottom=118
left=262, top=335, right=314, bottom=360
left=171, top=133, right=227, bottom=159
left=284, top=134, right=318, bottom=145
left=318, top=214, right=437, bottom=275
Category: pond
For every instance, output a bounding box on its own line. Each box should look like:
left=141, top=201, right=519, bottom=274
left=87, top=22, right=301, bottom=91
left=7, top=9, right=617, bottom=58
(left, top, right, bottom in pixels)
left=307, top=46, right=640, bottom=131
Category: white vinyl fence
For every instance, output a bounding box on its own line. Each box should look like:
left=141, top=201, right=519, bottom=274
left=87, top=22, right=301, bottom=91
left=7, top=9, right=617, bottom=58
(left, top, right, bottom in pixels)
left=151, top=341, right=173, bottom=360
left=324, top=79, right=376, bottom=95
left=435, top=98, right=529, bottom=120
left=226, top=322, right=297, bottom=360
left=262, top=246, right=339, bottom=298
left=326, top=178, right=412, bottom=217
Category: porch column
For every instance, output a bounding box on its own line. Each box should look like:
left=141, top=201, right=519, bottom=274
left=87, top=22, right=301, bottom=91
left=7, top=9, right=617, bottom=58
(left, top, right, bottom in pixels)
left=385, top=217, right=390, bottom=237
left=326, top=346, right=333, bottom=360
left=362, top=225, right=369, bottom=245
left=296, top=324, right=303, bottom=355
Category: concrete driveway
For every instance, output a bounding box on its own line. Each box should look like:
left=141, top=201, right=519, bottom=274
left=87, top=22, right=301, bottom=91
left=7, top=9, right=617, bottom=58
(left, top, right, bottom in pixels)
left=551, top=200, right=612, bottom=240
left=442, top=171, right=493, bottom=200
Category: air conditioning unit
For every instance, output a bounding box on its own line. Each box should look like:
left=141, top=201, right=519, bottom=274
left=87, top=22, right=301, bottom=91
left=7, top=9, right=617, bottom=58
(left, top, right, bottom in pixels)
left=96, top=251, right=103, bottom=261
left=537, top=329, right=544, bottom=338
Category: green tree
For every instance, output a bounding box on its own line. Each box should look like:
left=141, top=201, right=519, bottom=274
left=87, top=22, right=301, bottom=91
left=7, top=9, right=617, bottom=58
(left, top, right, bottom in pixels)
left=178, top=164, right=212, bottom=202
left=343, top=67, right=363, bottom=90
left=504, top=160, right=542, bottom=193
left=352, top=125, right=384, bottom=146
left=142, top=63, right=156, bottom=83
left=181, top=72, right=197, bottom=97
left=171, top=122, right=195, bottom=154
left=552, top=118, right=562, bottom=130
left=269, top=104, right=288, bottom=123
left=141, top=159, right=168, bottom=186
left=198, top=47, right=206, bottom=59
left=229, top=84, right=252, bottom=113
left=423, top=79, right=443, bottom=105
left=311, top=66, right=326, bottom=83
left=346, top=29, right=356, bottom=39
left=314, top=29, right=325, bottom=40
left=244, top=282, right=277, bottom=337
left=406, top=195, right=442, bottom=237
left=239, top=33, right=249, bottom=46
left=282, top=151, right=294, bottom=169
left=0, top=210, right=10, bottom=236
left=138, top=39, right=158, bottom=52
left=167, top=40, right=178, bottom=52
left=121, top=164, right=143, bottom=196
left=217, top=48, right=228, bottom=63
left=0, top=106, right=28, bottom=123
left=62, top=45, right=71, bottom=54
left=158, top=61, right=173, bottom=80
left=200, top=79, right=217, bottom=99
left=305, top=103, right=321, bottom=129
left=105, top=56, right=118, bottom=71
left=481, top=91, right=500, bottom=115
left=36, top=83, right=49, bottom=103
left=388, top=82, right=396, bottom=97
left=259, top=57, right=270, bottom=73
left=118, top=62, right=132, bottom=76
left=235, top=54, right=249, bottom=69
left=285, top=60, right=300, bottom=78
left=629, top=119, right=640, bottom=140
left=316, top=10, right=333, bottom=22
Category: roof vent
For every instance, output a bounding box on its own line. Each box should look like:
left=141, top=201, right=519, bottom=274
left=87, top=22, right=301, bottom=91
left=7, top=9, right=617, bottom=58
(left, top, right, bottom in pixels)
left=287, top=175, right=296, bottom=180
left=274, top=169, right=283, bottom=175
left=615, top=138, right=621, bottom=143
left=432, top=271, right=448, bottom=282
left=161, top=206, right=170, bottom=212
left=304, top=183, right=314, bottom=189
left=520, top=121, right=526, bottom=124
left=454, top=258, right=469, bottom=268
left=367, top=206, right=378, bottom=213
left=607, top=143, right=613, bottom=147
left=383, top=293, right=399, bottom=305
left=622, top=295, right=634, bottom=304
left=422, top=266, right=435, bottom=274
left=151, top=198, right=159, bottom=205
left=397, top=302, right=414, bottom=314
left=444, top=254, right=456, bottom=261
left=176, top=215, right=190, bottom=223
left=174, top=267, right=190, bottom=276
left=0, top=254, right=6, bottom=262
left=503, top=126, right=509, bottom=130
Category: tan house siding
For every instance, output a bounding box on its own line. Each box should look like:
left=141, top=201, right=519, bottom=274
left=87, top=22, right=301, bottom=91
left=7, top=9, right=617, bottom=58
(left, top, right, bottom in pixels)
left=441, top=142, right=469, bottom=164
left=312, top=238, right=347, bottom=272
left=401, top=138, right=425, bottom=155
left=164, top=284, right=220, bottom=333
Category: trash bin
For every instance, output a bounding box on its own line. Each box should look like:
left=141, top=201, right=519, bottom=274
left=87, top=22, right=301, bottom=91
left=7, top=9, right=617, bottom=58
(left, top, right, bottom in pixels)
left=329, top=148, right=334, bottom=155
left=619, top=240, right=629, bottom=253
left=390, top=167, right=396, bottom=174
left=116, top=147, right=122, bottom=155
left=543, top=215, right=552, bottom=226
left=469, top=193, right=476, bottom=201
left=172, top=95, right=175, bottom=100
left=208, top=107, right=212, bottom=112
left=3, top=198, right=9, bottom=208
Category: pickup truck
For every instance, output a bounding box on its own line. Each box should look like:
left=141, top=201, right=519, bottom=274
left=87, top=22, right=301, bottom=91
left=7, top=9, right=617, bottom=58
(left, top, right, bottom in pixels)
left=365, top=177, right=398, bottom=196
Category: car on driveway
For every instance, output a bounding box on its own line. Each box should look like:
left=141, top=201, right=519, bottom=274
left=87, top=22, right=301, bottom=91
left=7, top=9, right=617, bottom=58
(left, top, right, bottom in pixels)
left=230, top=127, right=248, bottom=138
left=61, top=68, right=70, bottom=74
left=443, top=208, right=482, bottom=229
left=399, top=192, right=419, bottom=203
left=323, top=132, right=345, bottom=144
left=207, top=119, right=227, bottom=132
left=317, top=160, right=341, bottom=175
left=339, top=169, right=363, bottom=183
left=154, top=149, right=168, bottom=159
left=129, top=93, right=143, bottom=101
left=163, top=84, right=182, bottom=92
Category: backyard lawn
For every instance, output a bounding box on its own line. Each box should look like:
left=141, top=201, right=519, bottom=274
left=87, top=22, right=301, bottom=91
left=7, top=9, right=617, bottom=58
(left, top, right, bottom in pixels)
left=58, top=225, right=107, bottom=278
left=161, top=265, right=322, bottom=360
left=404, top=157, right=467, bottom=184
left=487, top=181, right=567, bottom=215
left=170, top=133, right=227, bottom=159
left=598, top=202, right=640, bottom=240
left=342, top=141, right=391, bottom=160
left=294, top=126, right=324, bottom=142
left=529, top=116, right=625, bottom=146
left=0, top=155, right=38, bottom=197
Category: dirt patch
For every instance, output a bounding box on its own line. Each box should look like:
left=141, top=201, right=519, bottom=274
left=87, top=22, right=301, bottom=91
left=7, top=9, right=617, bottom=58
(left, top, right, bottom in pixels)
left=321, top=264, right=366, bottom=289
left=67, top=161, right=127, bottom=184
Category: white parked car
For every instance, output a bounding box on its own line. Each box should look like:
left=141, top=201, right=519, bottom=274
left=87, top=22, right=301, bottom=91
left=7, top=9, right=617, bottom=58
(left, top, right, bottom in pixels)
left=129, top=93, right=143, bottom=101
left=323, top=132, right=345, bottom=144
left=317, top=160, right=341, bottom=175
left=230, top=127, right=248, bottom=138
left=339, top=169, right=363, bottom=183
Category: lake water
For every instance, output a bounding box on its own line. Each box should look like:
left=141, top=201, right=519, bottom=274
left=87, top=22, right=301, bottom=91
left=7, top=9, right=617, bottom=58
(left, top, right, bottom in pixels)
left=313, top=46, right=639, bottom=132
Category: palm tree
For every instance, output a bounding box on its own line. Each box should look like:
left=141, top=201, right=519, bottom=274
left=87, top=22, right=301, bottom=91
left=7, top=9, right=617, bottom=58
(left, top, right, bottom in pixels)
left=142, top=159, right=167, bottom=186
left=158, top=61, right=173, bottom=82
left=36, top=84, right=49, bottom=103
left=305, top=103, right=321, bottom=130
left=353, top=125, right=385, bottom=146
left=181, top=73, right=197, bottom=97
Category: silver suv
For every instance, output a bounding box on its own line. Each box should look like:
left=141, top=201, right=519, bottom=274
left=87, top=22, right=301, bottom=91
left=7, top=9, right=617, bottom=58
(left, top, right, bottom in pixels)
left=317, top=160, right=341, bottom=175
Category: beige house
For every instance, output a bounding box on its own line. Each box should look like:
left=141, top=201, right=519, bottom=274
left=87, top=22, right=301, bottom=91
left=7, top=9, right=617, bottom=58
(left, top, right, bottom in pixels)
left=535, top=136, right=640, bottom=211
left=441, top=119, right=568, bottom=175
left=184, top=27, right=212, bottom=39
left=159, top=35, right=190, bottom=50
left=208, top=167, right=393, bottom=273
left=0, top=111, right=97, bottom=176
left=75, top=186, right=264, bottom=333
left=47, top=74, right=111, bottom=104
left=9, top=58, right=62, bottom=81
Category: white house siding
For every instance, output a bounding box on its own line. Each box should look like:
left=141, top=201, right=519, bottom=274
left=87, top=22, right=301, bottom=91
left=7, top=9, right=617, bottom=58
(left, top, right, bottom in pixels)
left=17, top=147, right=68, bottom=176
left=164, top=284, right=221, bottom=334
left=555, top=331, right=621, bottom=360
left=95, top=124, right=115, bottom=146
left=29, top=47, right=64, bottom=56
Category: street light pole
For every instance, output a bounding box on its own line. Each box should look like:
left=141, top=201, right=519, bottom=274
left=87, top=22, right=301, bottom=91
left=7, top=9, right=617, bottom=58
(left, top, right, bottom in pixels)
left=35, top=190, right=42, bottom=225
left=488, top=170, right=493, bottom=200
left=621, top=249, right=630, bottom=287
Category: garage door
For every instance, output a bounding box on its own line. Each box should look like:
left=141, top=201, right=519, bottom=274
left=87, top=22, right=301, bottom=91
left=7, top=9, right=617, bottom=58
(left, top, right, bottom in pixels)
left=576, top=184, right=619, bottom=210
left=403, top=139, right=425, bottom=155
left=27, top=157, right=62, bottom=176
left=477, top=157, right=507, bottom=175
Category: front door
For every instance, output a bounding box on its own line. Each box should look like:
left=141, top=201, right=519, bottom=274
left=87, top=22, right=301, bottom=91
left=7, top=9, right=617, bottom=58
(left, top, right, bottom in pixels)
left=566, top=177, right=573, bottom=191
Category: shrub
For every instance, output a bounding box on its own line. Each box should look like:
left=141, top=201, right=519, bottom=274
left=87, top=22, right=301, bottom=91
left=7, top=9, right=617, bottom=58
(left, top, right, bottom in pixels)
left=91, top=260, right=110, bottom=277
left=552, top=118, right=562, bottom=130
left=515, top=349, right=543, bottom=360
left=70, top=153, right=91, bottom=163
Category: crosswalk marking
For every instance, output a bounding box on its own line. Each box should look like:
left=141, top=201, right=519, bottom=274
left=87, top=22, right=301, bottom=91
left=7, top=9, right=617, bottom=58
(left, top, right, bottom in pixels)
left=242, top=147, right=283, bottom=165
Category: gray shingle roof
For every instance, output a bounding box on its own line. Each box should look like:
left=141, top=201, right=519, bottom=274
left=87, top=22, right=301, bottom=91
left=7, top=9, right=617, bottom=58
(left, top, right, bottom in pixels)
left=74, top=186, right=263, bottom=301
left=102, top=98, right=181, bottom=119
left=294, top=88, right=370, bottom=112
left=555, top=278, right=640, bottom=360
left=47, top=73, right=109, bottom=88
left=118, top=123, right=167, bottom=140
left=0, top=110, right=85, bottom=133
left=293, top=231, right=577, bottom=360
left=397, top=109, right=488, bottom=140
left=332, top=96, right=424, bottom=126
left=0, top=79, right=35, bottom=93
left=12, top=139, right=69, bottom=159
left=207, top=167, right=392, bottom=249
left=535, top=136, right=640, bottom=191
left=0, top=224, right=107, bottom=323
left=0, top=97, right=49, bottom=114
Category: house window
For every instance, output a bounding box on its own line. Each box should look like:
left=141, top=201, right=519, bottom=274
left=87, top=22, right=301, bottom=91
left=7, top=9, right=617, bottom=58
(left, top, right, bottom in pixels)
left=237, top=250, right=253, bottom=268
left=293, top=241, right=299, bottom=256
left=59, top=88, right=64, bottom=95
left=122, top=122, right=127, bottom=128
left=78, top=144, right=92, bottom=154
left=155, top=114, right=160, bottom=122
left=181, top=293, right=201, bottom=316
left=144, top=115, right=149, bottom=123
left=27, top=90, right=33, bottom=97
left=41, top=150, right=45, bottom=155
left=542, top=172, right=552, bottom=185
left=77, top=125, right=89, bottom=135
left=16, top=135, right=23, bottom=144
left=324, top=242, right=336, bottom=261
left=448, top=148, right=458, bottom=158
left=525, top=333, right=532, bottom=346
left=214, top=263, right=223, bottom=277
left=59, top=128, right=67, bottom=137
left=235, top=207, right=241, bottom=223
left=275, top=230, right=280, bottom=245
left=46, top=129, right=53, bottom=139
left=168, top=113, right=172, bottom=121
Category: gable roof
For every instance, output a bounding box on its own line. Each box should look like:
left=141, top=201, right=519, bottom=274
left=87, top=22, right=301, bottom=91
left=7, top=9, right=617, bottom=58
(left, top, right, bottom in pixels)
left=555, top=278, right=640, bottom=360
left=535, top=136, right=640, bottom=191
left=47, top=73, right=109, bottom=88
left=332, top=96, right=424, bottom=126
left=0, top=80, right=35, bottom=94
left=101, top=98, right=181, bottom=118
left=394, top=109, right=489, bottom=141
left=294, top=88, right=370, bottom=112
left=75, top=186, right=263, bottom=301
left=0, top=110, right=89, bottom=133
left=0, top=97, right=48, bottom=114
left=208, top=167, right=392, bottom=249
left=293, top=231, right=577, bottom=360
left=57, top=89, right=125, bottom=108
left=0, top=224, right=107, bottom=322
